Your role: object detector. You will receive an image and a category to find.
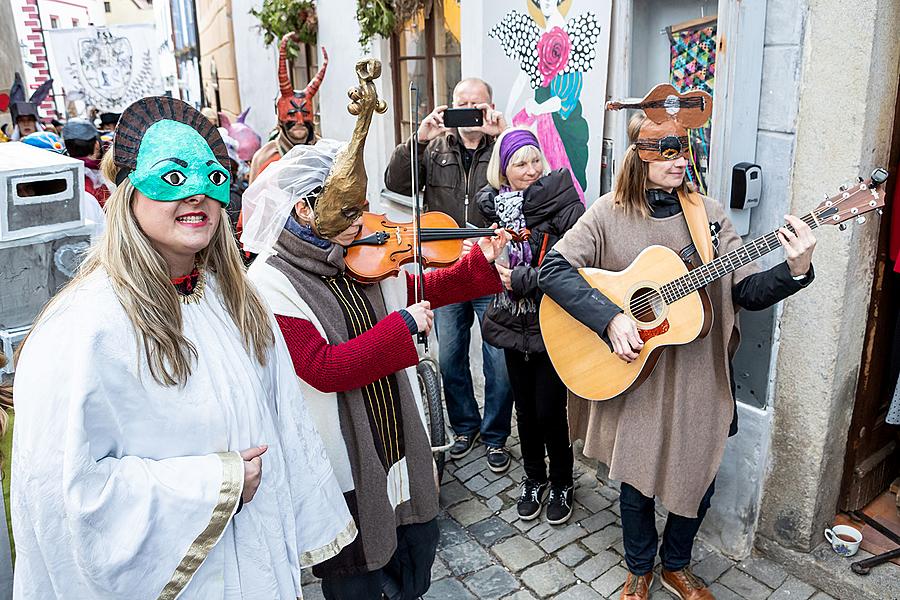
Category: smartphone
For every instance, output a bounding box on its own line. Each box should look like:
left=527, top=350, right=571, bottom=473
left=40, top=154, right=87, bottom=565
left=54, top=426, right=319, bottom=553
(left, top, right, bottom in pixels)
left=443, top=107, right=483, bottom=128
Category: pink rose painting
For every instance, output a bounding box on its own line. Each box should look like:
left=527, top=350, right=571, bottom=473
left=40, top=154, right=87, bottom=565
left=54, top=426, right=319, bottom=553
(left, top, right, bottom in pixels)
left=536, top=26, right=571, bottom=87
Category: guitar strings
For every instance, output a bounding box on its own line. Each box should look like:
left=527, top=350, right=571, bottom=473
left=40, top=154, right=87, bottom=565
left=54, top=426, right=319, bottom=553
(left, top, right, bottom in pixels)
left=625, top=209, right=829, bottom=316
left=628, top=198, right=871, bottom=315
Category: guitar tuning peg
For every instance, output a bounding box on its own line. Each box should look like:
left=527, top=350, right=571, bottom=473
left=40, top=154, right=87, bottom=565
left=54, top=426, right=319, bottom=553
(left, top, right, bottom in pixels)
left=856, top=215, right=866, bottom=224
left=839, top=223, right=848, bottom=231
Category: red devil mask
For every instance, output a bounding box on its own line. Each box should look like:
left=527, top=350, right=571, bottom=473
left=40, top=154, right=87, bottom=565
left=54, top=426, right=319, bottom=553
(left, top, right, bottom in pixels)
left=276, top=34, right=328, bottom=125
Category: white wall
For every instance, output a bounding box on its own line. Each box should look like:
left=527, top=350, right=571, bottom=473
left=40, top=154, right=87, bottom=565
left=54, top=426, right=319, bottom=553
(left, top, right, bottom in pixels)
left=230, top=0, right=278, bottom=136
left=316, top=0, right=395, bottom=210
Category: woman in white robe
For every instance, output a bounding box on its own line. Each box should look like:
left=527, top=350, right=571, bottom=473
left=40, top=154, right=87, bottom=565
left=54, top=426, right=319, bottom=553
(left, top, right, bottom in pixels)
left=11, top=97, right=355, bottom=599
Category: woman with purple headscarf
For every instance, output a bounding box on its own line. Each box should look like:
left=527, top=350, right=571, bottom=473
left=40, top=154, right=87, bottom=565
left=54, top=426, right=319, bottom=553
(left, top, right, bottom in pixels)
left=476, top=127, right=584, bottom=525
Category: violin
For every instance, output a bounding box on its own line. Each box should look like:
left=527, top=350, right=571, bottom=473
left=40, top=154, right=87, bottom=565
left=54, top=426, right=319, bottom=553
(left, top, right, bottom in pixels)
left=344, top=211, right=503, bottom=283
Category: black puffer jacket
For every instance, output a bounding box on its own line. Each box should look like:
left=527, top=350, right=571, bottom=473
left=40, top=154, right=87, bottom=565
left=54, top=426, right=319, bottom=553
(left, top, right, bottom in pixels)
left=477, top=169, right=584, bottom=353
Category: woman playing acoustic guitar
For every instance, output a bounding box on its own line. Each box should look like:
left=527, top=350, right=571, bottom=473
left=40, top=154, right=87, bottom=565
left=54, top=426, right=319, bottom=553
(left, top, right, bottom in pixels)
left=538, top=106, right=817, bottom=600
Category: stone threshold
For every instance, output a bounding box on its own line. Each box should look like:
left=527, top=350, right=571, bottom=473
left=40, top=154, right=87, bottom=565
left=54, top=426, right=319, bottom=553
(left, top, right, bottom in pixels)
left=756, top=534, right=900, bottom=600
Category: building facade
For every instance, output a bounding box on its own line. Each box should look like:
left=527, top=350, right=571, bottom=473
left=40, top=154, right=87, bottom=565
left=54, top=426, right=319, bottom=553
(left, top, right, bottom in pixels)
left=198, top=1, right=900, bottom=596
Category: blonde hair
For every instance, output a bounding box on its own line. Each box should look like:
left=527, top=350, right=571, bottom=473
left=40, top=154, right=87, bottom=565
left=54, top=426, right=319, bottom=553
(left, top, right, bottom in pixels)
left=486, top=127, right=550, bottom=190
left=21, top=151, right=274, bottom=387
left=0, top=354, right=11, bottom=436
left=613, top=113, right=692, bottom=218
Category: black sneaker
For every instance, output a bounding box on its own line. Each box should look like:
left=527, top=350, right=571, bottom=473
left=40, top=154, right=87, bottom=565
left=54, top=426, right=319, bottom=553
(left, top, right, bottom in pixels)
left=486, top=446, right=510, bottom=473
left=517, top=478, right=549, bottom=520
left=546, top=484, right=574, bottom=525
left=449, top=431, right=480, bottom=460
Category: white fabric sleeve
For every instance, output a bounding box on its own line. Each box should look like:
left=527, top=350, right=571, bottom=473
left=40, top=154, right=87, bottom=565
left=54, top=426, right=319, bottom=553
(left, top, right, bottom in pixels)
left=12, top=306, right=243, bottom=599
left=268, top=324, right=357, bottom=566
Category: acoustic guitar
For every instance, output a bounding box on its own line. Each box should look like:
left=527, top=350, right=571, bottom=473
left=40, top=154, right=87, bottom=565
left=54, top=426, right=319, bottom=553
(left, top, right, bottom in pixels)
left=539, top=169, right=889, bottom=401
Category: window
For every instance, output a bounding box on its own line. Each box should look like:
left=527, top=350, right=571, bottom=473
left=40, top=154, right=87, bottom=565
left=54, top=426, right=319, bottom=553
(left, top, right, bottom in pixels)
left=49, top=16, right=59, bottom=29
left=390, top=1, right=461, bottom=144
left=289, top=43, right=322, bottom=129
left=104, top=2, right=111, bottom=13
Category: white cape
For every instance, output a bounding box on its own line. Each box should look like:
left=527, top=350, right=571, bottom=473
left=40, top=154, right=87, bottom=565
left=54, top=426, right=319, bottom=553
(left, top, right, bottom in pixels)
left=11, top=271, right=356, bottom=599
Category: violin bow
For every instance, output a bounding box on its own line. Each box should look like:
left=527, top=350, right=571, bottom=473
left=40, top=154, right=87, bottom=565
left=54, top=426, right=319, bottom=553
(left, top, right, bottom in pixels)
left=409, top=82, right=428, bottom=349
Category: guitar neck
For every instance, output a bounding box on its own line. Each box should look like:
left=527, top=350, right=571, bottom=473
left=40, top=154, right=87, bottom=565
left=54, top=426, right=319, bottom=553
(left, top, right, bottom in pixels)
left=661, top=211, right=819, bottom=303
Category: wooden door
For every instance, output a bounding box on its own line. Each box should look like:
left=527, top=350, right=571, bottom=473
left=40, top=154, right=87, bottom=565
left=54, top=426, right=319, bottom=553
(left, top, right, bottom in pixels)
left=839, top=73, right=900, bottom=511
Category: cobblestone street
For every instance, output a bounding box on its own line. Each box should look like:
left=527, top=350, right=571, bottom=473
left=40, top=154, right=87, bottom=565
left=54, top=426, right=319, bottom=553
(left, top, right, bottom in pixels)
left=300, top=433, right=838, bottom=600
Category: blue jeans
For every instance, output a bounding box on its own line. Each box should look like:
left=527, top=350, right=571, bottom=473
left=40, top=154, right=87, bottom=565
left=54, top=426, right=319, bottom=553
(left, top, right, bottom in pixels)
left=619, top=480, right=716, bottom=575
left=435, top=296, right=513, bottom=448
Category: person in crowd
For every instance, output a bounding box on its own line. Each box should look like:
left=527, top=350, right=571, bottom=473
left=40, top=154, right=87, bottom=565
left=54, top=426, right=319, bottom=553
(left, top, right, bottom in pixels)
left=384, top=77, right=515, bottom=473
left=7, top=73, right=52, bottom=140
left=476, top=127, right=584, bottom=525
left=97, top=112, right=120, bottom=132
left=243, top=62, right=510, bottom=599
left=11, top=96, right=354, bottom=599
left=62, top=118, right=114, bottom=207
left=538, top=108, right=817, bottom=600
left=248, top=33, right=328, bottom=182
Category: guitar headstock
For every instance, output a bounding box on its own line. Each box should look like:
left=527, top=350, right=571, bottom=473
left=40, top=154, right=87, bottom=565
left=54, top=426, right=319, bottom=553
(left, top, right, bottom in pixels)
left=815, top=168, right=889, bottom=228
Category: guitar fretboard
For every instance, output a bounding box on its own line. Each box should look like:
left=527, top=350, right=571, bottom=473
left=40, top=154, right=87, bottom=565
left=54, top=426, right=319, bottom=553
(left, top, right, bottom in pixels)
left=660, top=212, right=820, bottom=303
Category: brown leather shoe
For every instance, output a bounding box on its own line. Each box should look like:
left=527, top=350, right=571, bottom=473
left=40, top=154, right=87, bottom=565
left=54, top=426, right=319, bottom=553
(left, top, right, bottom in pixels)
left=660, top=566, right=714, bottom=599
left=619, top=571, right=653, bottom=600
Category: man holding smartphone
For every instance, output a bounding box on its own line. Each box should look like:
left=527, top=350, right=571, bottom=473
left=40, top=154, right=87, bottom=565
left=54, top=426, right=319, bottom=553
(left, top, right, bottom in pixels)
left=385, top=78, right=514, bottom=474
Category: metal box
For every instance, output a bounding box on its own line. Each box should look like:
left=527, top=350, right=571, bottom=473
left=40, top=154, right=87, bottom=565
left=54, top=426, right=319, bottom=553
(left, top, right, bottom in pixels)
left=0, top=142, right=84, bottom=242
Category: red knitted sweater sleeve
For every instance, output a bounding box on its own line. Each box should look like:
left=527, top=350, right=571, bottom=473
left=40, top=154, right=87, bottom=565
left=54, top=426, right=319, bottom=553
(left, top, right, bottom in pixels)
left=275, top=312, right=420, bottom=393
left=407, top=243, right=503, bottom=308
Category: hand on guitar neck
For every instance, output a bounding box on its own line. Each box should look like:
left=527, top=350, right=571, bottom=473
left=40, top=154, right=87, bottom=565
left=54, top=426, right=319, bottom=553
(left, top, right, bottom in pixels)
left=777, top=214, right=817, bottom=277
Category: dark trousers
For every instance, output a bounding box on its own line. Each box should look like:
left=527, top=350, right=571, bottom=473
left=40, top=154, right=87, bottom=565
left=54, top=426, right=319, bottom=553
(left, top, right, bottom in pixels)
left=505, top=349, right=574, bottom=487
left=619, top=480, right=716, bottom=575
left=435, top=297, right=513, bottom=447
left=320, top=519, right=439, bottom=600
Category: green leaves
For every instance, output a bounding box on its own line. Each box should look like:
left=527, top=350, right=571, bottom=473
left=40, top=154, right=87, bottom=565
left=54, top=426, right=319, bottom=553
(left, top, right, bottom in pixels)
left=249, top=0, right=318, bottom=55
left=356, top=0, right=395, bottom=49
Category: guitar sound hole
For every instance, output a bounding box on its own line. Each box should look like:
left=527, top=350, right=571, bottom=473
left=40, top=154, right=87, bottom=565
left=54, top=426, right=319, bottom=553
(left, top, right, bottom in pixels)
left=629, top=287, right=665, bottom=324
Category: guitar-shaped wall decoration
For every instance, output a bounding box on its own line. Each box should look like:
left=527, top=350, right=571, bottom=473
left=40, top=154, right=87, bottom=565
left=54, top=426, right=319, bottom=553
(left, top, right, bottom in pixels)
left=539, top=169, right=890, bottom=401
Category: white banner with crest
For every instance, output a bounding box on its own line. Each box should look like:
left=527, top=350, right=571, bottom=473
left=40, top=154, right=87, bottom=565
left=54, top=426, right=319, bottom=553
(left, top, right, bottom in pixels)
left=45, top=25, right=163, bottom=113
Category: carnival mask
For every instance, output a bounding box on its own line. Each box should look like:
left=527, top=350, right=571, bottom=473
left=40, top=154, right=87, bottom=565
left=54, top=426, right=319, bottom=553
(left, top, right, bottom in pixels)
left=276, top=34, right=328, bottom=126
left=313, top=59, right=386, bottom=238
left=129, top=120, right=231, bottom=204
left=634, top=119, right=690, bottom=162
left=607, top=83, right=712, bottom=163
left=113, top=97, right=232, bottom=205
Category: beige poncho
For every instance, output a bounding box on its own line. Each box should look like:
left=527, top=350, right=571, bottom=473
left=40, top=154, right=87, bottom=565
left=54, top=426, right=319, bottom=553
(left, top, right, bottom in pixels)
left=553, top=192, right=758, bottom=517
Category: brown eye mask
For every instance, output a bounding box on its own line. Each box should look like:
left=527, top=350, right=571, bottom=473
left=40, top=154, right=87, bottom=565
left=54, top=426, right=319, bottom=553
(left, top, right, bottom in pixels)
left=635, top=119, right=689, bottom=162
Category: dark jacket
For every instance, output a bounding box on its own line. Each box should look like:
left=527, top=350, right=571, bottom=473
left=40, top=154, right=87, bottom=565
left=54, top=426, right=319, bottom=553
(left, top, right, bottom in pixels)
left=384, top=131, right=494, bottom=228
left=477, top=169, right=584, bottom=353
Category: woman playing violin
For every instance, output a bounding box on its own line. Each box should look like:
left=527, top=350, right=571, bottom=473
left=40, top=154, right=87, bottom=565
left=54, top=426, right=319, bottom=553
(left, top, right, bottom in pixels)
left=242, top=121, right=510, bottom=597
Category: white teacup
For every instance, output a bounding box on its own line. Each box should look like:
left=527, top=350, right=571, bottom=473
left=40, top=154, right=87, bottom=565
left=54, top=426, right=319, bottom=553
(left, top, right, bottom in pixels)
left=824, top=525, right=862, bottom=557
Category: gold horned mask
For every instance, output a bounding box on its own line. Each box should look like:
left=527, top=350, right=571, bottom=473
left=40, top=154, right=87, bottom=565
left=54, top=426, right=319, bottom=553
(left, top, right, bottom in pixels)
left=312, top=59, right=387, bottom=238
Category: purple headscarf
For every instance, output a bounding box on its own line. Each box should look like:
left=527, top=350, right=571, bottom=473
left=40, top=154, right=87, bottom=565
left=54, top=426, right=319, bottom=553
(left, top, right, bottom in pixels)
left=499, top=129, right=540, bottom=176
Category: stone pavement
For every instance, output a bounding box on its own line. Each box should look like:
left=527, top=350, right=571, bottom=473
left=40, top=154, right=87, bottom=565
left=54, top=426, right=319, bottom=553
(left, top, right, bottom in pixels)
left=299, top=435, right=838, bottom=600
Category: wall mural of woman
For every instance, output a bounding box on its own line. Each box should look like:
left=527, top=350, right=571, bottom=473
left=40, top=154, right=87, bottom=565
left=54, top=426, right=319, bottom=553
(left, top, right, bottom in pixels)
left=489, top=0, right=603, bottom=205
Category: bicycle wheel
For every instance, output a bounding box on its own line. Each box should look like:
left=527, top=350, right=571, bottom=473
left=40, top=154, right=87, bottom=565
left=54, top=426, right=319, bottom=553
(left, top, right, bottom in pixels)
left=417, top=359, right=446, bottom=482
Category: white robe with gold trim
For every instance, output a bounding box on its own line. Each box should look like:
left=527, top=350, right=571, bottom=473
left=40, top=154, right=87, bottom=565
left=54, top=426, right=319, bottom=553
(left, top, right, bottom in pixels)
left=11, top=271, right=356, bottom=599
